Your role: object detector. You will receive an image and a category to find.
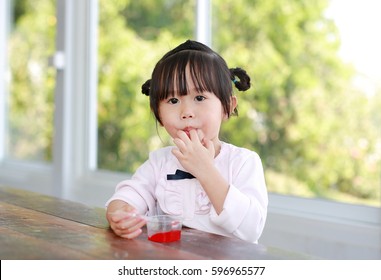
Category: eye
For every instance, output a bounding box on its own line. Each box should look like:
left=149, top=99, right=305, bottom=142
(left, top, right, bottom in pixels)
left=167, top=97, right=179, bottom=104
left=195, top=95, right=206, bottom=102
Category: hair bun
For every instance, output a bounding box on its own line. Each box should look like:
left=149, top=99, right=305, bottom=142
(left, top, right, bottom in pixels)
left=230, top=68, right=251, bottom=91
left=141, top=79, right=151, bottom=96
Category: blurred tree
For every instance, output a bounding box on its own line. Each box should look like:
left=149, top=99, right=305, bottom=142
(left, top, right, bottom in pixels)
left=118, top=0, right=195, bottom=40
left=8, top=0, right=55, bottom=161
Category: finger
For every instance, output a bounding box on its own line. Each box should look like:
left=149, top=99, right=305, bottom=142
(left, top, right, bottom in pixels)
left=119, top=215, right=145, bottom=230
left=109, top=210, right=137, bottom=223
left=108, top=212, right=127, bottom=223
left=119, top=219, right=146, bottom=239
left=121, top=228, right=143, bottom=239
left=177, top=130, right=192, bottom=143
left=203, top=138, right=216, bottom=157
left=196, top=129, right=205, bottom=143
left=171, top=147, right=182, bottom=159
left=189, top=129, right=202, bottom=143
left=129, top=218, right=147, bottom=232
left=173, top=137, right=187, bottom=152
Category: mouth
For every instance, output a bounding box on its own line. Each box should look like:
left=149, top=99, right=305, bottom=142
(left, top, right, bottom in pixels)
left=182, top=127, right=195, bottom=138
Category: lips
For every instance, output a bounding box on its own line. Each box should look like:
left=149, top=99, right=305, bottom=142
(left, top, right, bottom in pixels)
left=182, top=127, right=195, bottom=138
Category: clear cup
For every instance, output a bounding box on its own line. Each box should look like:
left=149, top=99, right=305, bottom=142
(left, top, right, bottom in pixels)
left=146, top=215, right=183, bottom=243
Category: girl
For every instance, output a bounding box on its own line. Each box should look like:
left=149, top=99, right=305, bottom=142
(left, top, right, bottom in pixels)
left=106, top=40, right=268, bottom=243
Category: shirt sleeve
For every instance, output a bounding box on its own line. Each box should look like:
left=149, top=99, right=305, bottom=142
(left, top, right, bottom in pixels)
left=210, top=152, right=268, bottom=243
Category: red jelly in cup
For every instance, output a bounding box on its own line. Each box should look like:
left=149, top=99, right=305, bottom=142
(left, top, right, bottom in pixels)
left=146, top=215, right=183, bottom=243
left=148, top=230, right=181, bottom=243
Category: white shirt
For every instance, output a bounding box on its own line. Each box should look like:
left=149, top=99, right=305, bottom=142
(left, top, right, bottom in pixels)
left=106, top=142, right=268, bottom=243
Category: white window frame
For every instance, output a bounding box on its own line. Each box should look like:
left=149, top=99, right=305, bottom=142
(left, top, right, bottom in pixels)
left=0, top=0, right=9, bottom=163
left=0, top=0, right=379, bottom=259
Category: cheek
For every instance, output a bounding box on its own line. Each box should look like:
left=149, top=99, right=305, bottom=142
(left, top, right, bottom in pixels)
left=159, top=110, right=175, bottom=125
left=157, top=105, right=170, bottom=124
left=160, top=115, right=177, bottom=135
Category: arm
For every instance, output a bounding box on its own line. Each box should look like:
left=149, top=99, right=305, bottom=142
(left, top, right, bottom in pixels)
left=105, top=154, right=159, bottom=238
left=210, top=152, right=268, bottom=243
left=172, top=130, right=267, bottom=243
left=171, top=129, right=267, bottom=220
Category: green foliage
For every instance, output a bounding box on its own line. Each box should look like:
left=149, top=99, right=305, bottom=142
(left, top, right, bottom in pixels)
left=116, top=0, right=195, bottom=40
left=8, top=0, right=55, bottom=161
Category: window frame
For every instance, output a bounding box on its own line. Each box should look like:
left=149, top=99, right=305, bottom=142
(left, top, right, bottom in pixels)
left=0, top=0, right=9, bottom=162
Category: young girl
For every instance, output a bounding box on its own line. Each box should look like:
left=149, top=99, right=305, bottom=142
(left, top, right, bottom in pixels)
left=106, top=40, right=268, bottom=243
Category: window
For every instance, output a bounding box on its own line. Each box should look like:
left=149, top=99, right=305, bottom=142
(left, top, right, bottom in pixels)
left=0, top=0, right=379, bottom=210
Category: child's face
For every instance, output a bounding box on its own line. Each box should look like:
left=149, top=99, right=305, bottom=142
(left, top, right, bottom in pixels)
left=158, top=68, right=231, bottom=147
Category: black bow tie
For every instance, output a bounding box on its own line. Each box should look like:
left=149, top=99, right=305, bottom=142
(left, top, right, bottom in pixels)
left=167, top=169, right=195, bottom=180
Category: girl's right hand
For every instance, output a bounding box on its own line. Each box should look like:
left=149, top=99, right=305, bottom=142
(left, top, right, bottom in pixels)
left=106, top=200, right=146, bottom=239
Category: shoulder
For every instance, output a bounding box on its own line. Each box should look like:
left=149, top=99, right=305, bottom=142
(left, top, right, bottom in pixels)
left=220, top=143, right=265, bottom=182
left=221, top=142, right=261, bottom=162
left=218, top=142, right=264, bottom=173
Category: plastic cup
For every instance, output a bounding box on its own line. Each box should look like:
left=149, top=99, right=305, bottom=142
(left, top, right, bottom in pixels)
left=146, top=215, right=183, bottom=243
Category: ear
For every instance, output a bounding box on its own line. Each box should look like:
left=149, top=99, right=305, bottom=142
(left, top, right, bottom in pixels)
left=230, top=95, right=238, bottom=113
left=223, top=95, right=238, bottom=120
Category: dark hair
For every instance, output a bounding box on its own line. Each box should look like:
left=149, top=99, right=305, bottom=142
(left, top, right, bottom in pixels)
left=142, top=40, right=251, bottom=124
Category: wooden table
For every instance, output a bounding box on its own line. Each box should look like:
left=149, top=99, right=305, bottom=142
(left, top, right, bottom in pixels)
left=0, top=186, right=303, bottom=260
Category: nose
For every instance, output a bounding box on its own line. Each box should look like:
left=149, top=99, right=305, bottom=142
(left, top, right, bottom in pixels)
left=181, top=111, right=194, bottom=119
left=181, top=103, right=195, bottom=119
